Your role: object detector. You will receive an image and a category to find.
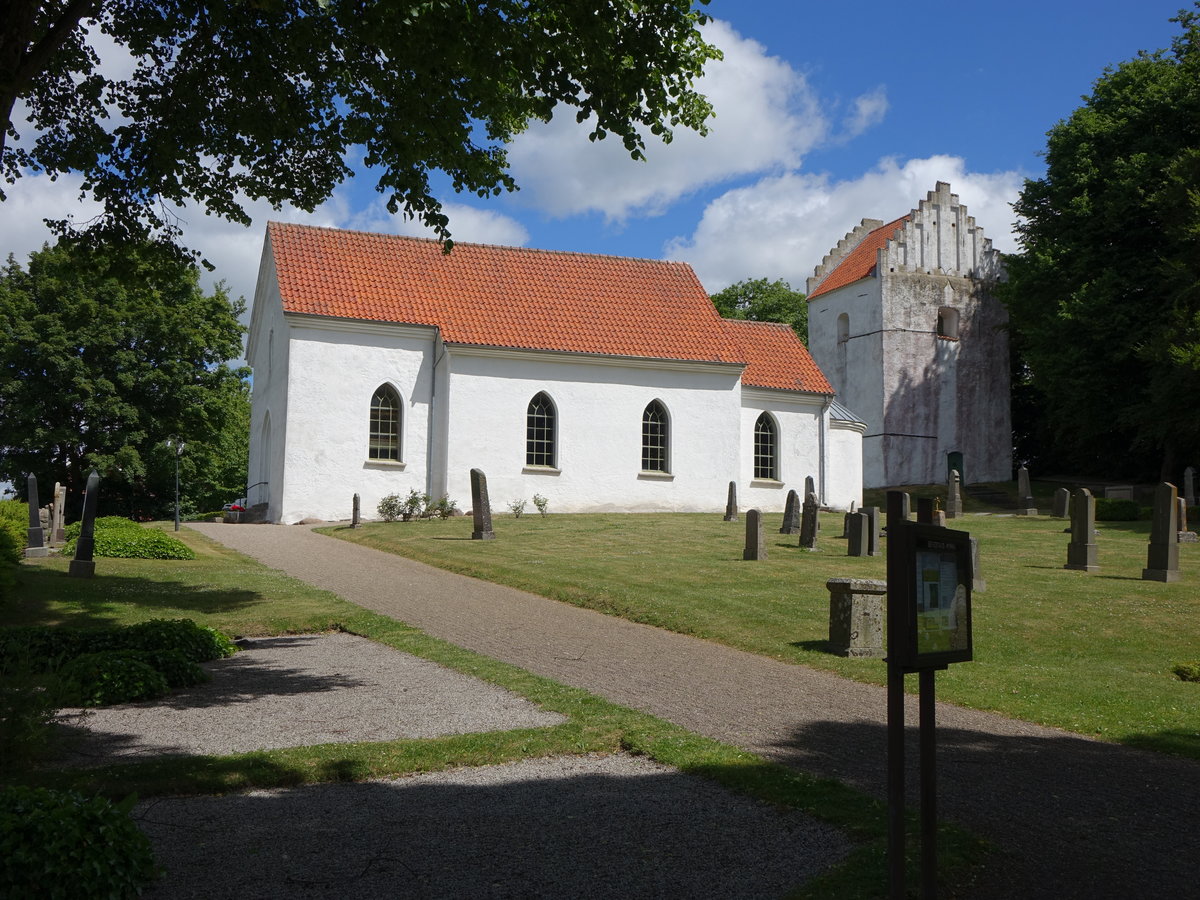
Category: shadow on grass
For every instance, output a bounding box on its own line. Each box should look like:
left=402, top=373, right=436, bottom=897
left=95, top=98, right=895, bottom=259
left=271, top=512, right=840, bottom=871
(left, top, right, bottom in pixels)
left=791, top=639, right=837, bottom=655
left=765, top=716, right=1200, bottom=900
left=8, top=567, right=265, bottom=630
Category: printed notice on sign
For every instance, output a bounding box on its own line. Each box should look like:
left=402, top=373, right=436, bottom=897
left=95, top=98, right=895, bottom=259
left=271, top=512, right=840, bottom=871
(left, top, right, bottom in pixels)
left=915, top=543, right=969, bottom=654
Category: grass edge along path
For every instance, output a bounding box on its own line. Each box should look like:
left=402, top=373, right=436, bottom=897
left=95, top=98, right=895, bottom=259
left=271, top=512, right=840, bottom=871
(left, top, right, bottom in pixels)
left=8, top=536, right=987, bottom=899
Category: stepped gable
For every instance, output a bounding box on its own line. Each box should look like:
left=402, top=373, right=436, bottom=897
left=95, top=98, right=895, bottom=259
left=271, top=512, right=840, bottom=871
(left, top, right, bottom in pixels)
left=807, top=182, right=1005, bottom=299
left=720, top=319, right=833, bottom=394
left=268, top=222, right=743, bottom=366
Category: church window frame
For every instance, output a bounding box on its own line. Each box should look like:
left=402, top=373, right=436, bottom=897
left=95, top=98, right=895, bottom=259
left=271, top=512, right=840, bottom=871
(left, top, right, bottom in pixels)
left=368, top=384, right=403, bottom=462
left=641, top=400, right=671, bottom=474
left=936, top=307, right=960, bottom=340
left=753, top=412, right=779, bottom=481
left=836, top=313, right=850, bottom=344
left=526, top=392, right=557, bottom=469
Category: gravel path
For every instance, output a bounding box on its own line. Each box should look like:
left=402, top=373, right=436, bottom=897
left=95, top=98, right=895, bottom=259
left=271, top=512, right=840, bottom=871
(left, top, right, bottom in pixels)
left=189, top=522, right=1200, bottom=899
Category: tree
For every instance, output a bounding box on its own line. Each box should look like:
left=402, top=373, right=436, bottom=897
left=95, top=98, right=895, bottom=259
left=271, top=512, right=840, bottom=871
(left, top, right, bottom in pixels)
left=1000, top=4, right=1200, bottom=479
left=1, top=1, right=719, bottom=250
left=710, top=278, right=808, bottom=344
left=0, top=240, right=250, bottom=518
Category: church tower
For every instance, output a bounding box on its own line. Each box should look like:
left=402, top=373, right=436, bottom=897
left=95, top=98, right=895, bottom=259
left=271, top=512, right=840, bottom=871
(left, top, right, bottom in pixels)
left=806, top=182, right=1011, bottom=488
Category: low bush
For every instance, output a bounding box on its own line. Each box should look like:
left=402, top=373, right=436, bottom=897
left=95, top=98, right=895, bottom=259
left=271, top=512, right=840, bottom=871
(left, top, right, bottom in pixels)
left=0, top=786, right=158, bottom=898
left=60, top=651, right=171, bottom=706
left=0, top=671, right=65, bottom=766
left=136, top=648, right=209, bottom=689
left=431, top=494, right=459, bottom=519
left=0, top=500, right=27, bottom=607
left=120, top=618, right=237, bottom=662
left=377, top=493, right=404, bottom=522
left=1094, top=497, right=1140, bottom=521
left=62, top=517, right=195, bottom=560
left=1174, top=662, right=1200, bottom=683
left=1, top=619, right=236, bottom=675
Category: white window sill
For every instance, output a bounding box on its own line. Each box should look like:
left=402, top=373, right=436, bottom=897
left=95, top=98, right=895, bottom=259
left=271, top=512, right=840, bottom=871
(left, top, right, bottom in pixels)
left=638, top=470, right=674, bottom=481
left=522, top=465, right=561, bottom=476
left=364, top=459, right=406, bottom=470
left=750, top=479, right=784, bottom=488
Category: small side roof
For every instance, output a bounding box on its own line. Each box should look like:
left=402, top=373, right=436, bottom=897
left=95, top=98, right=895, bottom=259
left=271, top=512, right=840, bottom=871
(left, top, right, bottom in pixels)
left=720, top=319, right=832, bottom=394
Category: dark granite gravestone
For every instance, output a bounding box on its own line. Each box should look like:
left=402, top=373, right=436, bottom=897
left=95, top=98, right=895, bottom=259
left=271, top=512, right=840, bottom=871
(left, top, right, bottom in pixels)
left=916, top=497, right=934, bottom=525
left=847, top=512, right=870, bottom=557
left=69, top=470, right=100, bottom=578
left=352, top=493, right=361, bottom=528
left=1064, top=488, right=1098, bottom=572
left=799, top=492, right=819, bottom=550
left=1143, top=482, right=1180, bottom=582
left=25, top=474, right=47, bottom=557
left=864, top=506, right=880, bottom=556
left=779, top=489, right=801, bottom=534
left=1016, top=466, right=1037, bottom=515
left=470, top=469, right=495, bottom=540
left=841, top=500, right=859, bottom=538
left=743, top=509, right=766, bottom=560
left=804, top=475, right=815, bottom=499
left=945, top=469, right=963, bottom=519
left=723, top=481, right=738, bottom=522
left=1051, top=487, right=1071, bottom=519
left=826, top=578, right=886, bottom=657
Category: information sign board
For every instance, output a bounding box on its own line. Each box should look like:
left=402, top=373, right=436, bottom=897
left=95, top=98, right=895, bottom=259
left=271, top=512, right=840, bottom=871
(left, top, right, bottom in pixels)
left=888, top=521, right=973, bottom=668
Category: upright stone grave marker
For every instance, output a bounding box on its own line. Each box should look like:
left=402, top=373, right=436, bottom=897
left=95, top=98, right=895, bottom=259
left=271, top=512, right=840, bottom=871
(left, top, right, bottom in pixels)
left=24, top=474, right=47, bottom=558
left=1051, top=487, right=1071, bottom=519
left=1016, top=466, right=1037, bottom=516
left=945, top=470, right=963, bottom=519
left=470, top=468, right=495, bottom=541
left=799, top=492, right=819, bottom=550
left=864, top=506, right=880, bottom=556
left=847, top=512, right=870, bottom=557
left=743, top=509, right=766, bottom=560
left=1143, top=482, right=1180, bottom=582
left=970, top=538, right=986, bottom=592
left=841, top=500, right=857, bottom=538
left=69, top=471, right=100, bottom=578
left=916, top=497, right=934, bottom=525
left=804, top=475, right=815, bottom=499
left=351, top=493, right=361, bottom=528
left=779, top=489, right=801, bottom=534
left=723, top=481, right=738, bottom=522
left=1064, top=488, right=1098, bottom=572
left=1178, top=497, right=1196, bottom=543
left=51, top=482, right=66, bottom=543
left=1185, top=467, right=1196, bottom=507
left=826, top=578, right=886, bottom=657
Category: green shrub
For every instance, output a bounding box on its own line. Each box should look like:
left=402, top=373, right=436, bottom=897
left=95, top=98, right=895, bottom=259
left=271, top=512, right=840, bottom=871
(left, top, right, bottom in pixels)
left=60, top=651, right=170, bottom=706
left=432, top=494, right=459, bottom=519
left=0, top=786, right=158, bottom=898
left=0, top=672, right=66, bottom=766
left=1094, top=497, right=1140, bottom=521
left=63, top=517, right=195, bottom=560
left=1174, top=662, right=1200, bottom=683
left=377, top=492, right=404, bottom=522
left=135, top=648, right=209, bottom=689
left=403, top=489, right=430, bottom=521
left=120, top=618, right=237, bottom=662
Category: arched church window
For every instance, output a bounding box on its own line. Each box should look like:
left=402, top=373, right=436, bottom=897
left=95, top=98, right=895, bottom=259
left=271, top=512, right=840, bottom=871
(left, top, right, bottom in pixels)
left=368, top=385, right=402, bottom=460
left=754, top=413, right=778, bottom=480
left=526, top=392, right=557, bottom=467
left=641, top=400, right=670, bottom=473
left=837, top=313, right=850, bottom=344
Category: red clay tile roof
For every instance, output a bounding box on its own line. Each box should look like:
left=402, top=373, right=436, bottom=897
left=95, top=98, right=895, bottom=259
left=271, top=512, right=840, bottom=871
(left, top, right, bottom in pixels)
left=268, top=222, right=744, bottom=364
left=721, top=319, right=832, bottom=394
left=808, top=215, right=910, bottom=299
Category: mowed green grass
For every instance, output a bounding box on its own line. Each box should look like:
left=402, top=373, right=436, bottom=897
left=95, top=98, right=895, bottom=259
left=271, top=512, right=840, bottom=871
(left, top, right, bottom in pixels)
left=324, top=509, right=1200, bottom=759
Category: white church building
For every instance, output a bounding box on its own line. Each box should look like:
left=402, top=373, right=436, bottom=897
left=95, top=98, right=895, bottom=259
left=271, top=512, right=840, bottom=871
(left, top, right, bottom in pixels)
left=246, top=222, right=864, bottom=524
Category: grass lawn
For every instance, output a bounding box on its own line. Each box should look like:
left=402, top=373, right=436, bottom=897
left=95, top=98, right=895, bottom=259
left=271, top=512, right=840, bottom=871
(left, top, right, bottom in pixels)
left=3, top=527, right=987, bottom=899
left=322, top=505, right=1200, bottom=761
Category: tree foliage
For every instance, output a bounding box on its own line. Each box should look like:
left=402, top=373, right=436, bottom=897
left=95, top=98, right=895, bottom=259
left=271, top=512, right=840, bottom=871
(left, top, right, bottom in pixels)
left=1, top=1, right=719, bottom=250
left=710, top=278, right=808, bottom=344
left=1000, top=4, right=1200, bottom=479
left=0, top=240, right=250, bottom=517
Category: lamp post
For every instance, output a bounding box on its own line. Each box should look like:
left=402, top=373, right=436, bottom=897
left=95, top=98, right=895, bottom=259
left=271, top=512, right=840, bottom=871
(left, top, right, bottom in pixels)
left=166, top=439, right=186, bottom=531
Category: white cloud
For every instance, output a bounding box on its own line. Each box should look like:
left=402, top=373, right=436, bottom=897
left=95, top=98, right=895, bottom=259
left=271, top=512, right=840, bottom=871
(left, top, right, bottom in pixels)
left=663, top=155, right=1024, bottom=293
left=506, top=18, right=829, bottom=221
left=840, top=87, right=889, bottom=141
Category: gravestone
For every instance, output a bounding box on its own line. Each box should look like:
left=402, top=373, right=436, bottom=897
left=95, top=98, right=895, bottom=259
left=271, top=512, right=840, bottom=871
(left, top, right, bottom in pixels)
left=1185, top=466, right=1197, bottom=506
left=970, top=538, right=986, bottom=592
left=779, top=490, right=801, bottom=534
left=1064, top=488, right=1098, bottom=572
left=916, top=497, right=944, bottom=527
left=470, top=468, right=495, bottom=540
left=1143, top=482, right=1180, bottom=582
left=351, top=493, right=361, bottom=528
left=846, top=512, right=870, bottom=557
left=69, top=471, right=100, bottom=578
left=841, top=500, right=857, bottom=538
left=51, top=482, right=66, bottom=543
left=743, top=509, right=766, bottom=560
left=804, top=475, right=815, bottom=499
left=1104, top=485, right=1133, bottom=500
left=864, top=506, right=880, bottom=557
left=1016, top=466, right=1037, bottom=516
left=1051, top=487, right=1071, bottom=519
left=723, top=481, right=738, bottom=522
left=24, top=474, right=47, bottom=558
left=798, top=492, right=819, bottom=550
left=1178, top=497, right=1197, bottom=543
left=884, top=492, right=909, bottom=528
left=826, top=578, right=886, bottom=657
left=945, top=469, right=963, bottom=519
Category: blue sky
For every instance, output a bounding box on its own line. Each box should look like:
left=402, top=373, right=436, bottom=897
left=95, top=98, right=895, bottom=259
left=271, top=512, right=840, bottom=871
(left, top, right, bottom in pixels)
left=1, top=0, right=1191, bottom=317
